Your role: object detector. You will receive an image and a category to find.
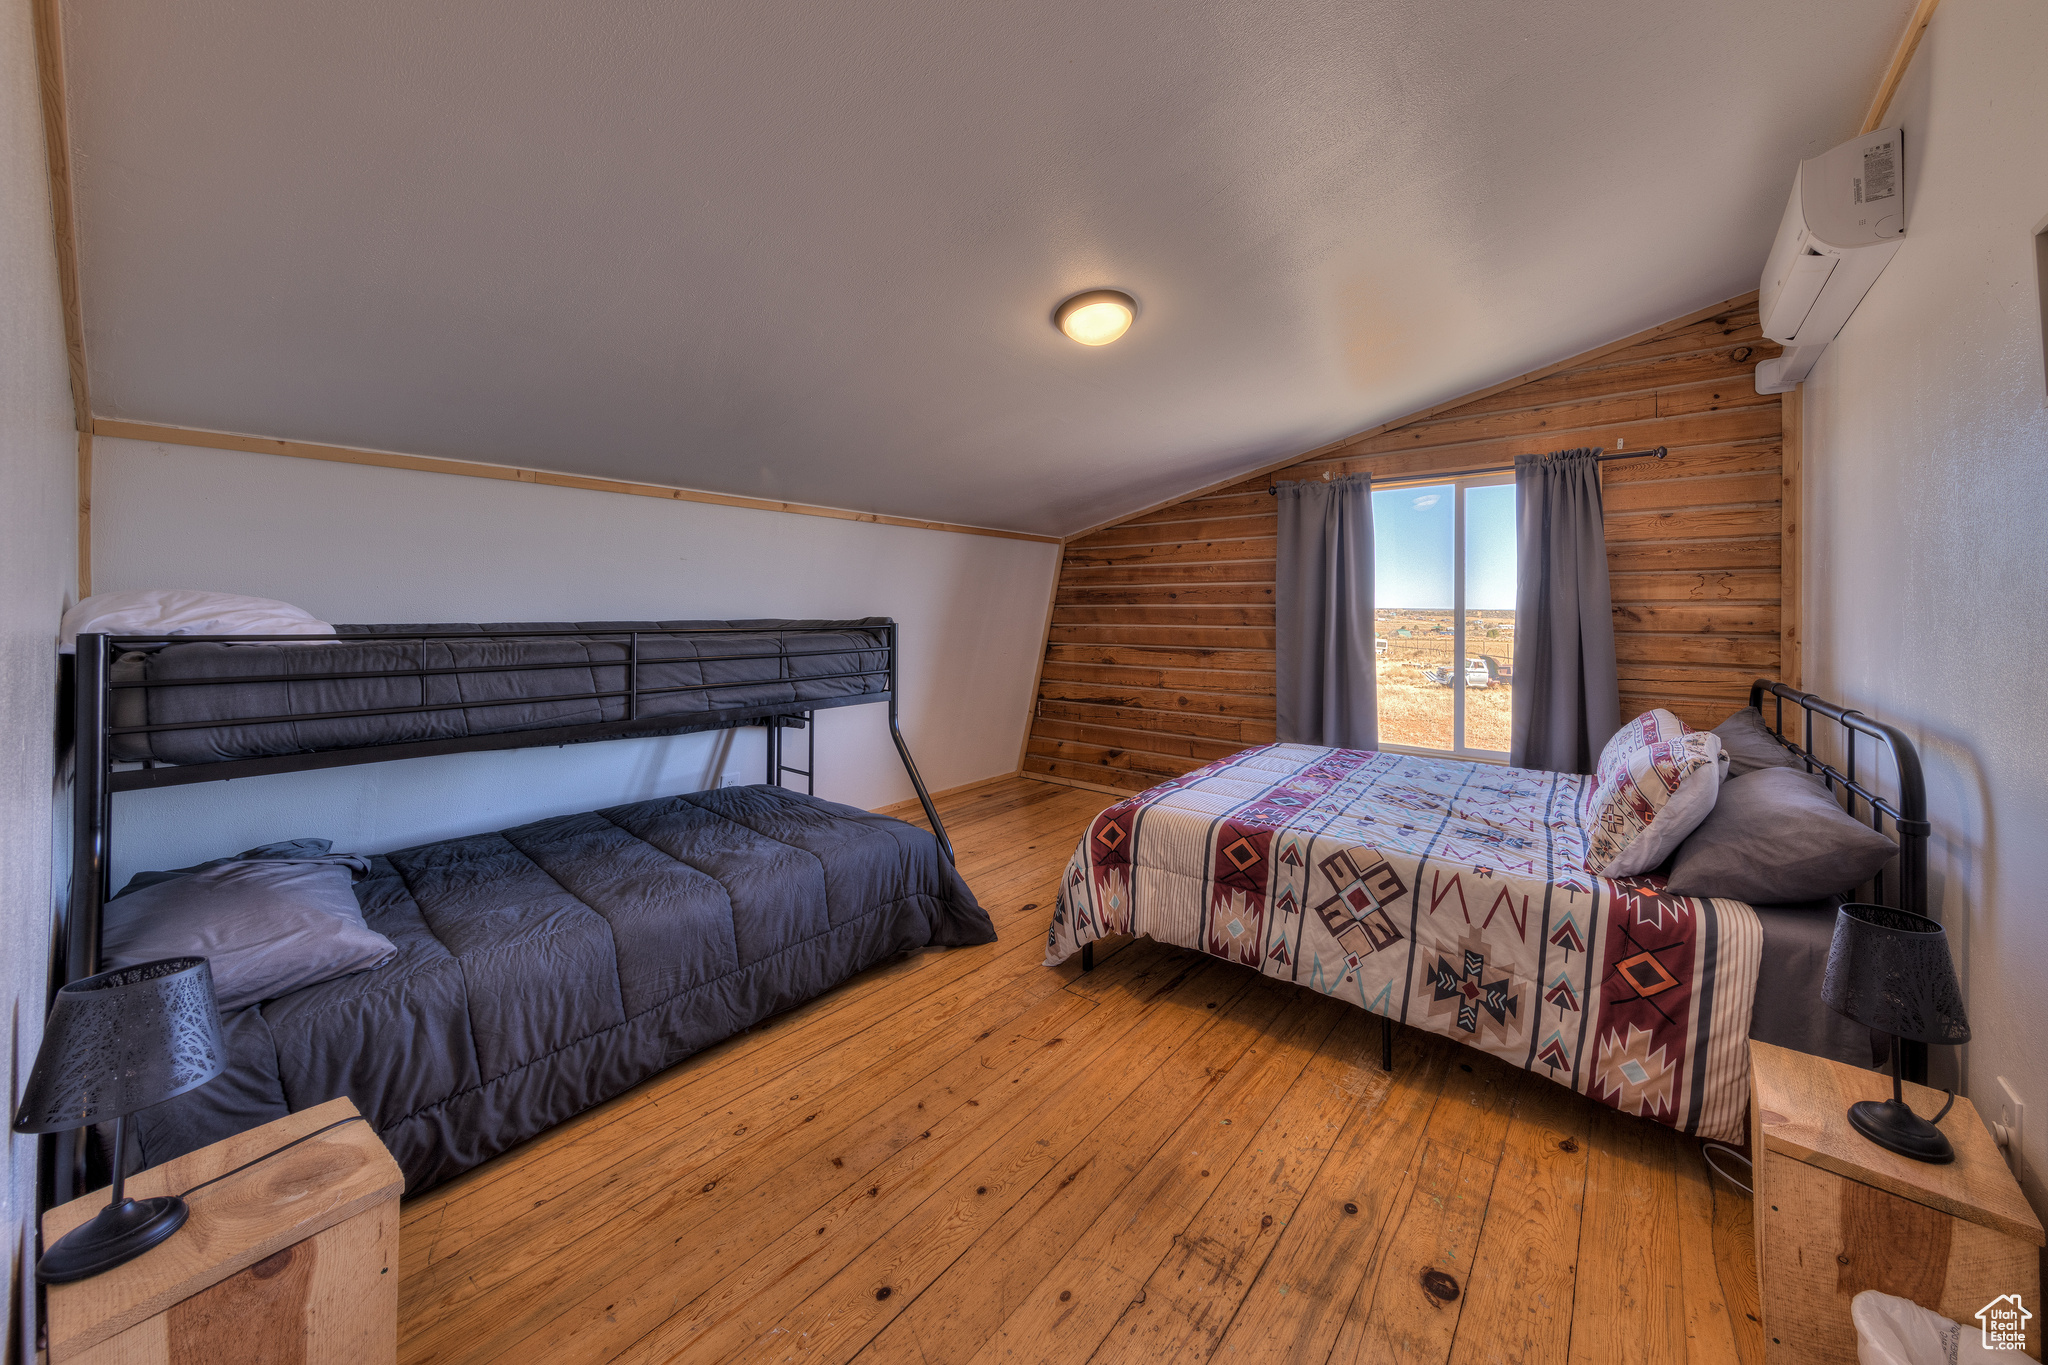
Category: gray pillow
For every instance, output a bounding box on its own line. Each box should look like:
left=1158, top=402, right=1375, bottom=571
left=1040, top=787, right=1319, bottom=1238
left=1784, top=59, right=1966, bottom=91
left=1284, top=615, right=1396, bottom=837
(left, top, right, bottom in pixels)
left=115, top=837, right=341, bottom=898
left=102, top=858, right=397, bottom=1012
left=1713, top=707, right=1805, bottom=779
left=1664, top=768, right=1897, bottom=904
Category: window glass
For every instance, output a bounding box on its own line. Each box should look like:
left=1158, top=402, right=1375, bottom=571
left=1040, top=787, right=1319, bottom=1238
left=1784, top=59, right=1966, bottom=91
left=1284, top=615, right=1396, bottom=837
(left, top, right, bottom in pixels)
left=1371, top=483, right=1454, bottom=751
left=1463, top=482, right=1517, bottom=754
left=1371, top=477, right=1517, bottom=757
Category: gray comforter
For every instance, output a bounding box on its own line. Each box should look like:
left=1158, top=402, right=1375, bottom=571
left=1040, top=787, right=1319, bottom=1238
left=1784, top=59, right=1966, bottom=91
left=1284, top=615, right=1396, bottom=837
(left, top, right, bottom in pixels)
left=111, top=618, right=888, bottom=764
left=134, top=785, right=993, bottom=1192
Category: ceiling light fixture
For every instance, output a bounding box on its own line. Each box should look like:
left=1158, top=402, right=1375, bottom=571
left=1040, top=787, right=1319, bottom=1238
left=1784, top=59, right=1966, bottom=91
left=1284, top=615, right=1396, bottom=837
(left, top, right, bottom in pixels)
left=1054, top=290, right=1137, bottom=346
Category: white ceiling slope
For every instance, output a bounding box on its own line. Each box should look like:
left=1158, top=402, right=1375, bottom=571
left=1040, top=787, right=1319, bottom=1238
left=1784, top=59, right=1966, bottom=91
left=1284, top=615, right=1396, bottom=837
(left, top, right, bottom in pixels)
left=64, top=0, right=1907, bottom=537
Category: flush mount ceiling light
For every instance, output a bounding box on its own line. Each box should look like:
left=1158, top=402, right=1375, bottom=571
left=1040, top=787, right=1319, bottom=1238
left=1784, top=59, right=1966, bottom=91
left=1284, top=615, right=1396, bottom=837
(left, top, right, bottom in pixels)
left=1054, top=289, right=1137, bottom=346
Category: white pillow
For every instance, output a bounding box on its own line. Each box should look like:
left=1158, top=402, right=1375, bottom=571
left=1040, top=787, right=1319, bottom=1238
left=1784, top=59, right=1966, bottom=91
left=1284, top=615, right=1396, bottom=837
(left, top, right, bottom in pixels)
left=1583, top=708, right=1724, bottom=878
left=59, top=590, right=336, bottom=654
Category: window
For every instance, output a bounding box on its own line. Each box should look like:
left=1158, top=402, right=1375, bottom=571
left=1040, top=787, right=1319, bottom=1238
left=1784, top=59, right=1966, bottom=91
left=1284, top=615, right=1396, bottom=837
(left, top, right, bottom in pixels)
left=1372, top=476, right=1518, bottom=758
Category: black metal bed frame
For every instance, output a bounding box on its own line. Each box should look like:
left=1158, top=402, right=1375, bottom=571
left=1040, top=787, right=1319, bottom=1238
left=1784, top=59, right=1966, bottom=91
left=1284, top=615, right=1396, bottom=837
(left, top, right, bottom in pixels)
left=54, top=619, right=952, bottom=1203
left=1749, top=678, right=1933, bottom=1081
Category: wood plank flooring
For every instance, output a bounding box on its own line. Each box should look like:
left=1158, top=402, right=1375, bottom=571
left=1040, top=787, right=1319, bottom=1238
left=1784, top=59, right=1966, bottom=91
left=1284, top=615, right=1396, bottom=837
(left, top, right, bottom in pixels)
left=397, top=775, right=1763, bottom=1364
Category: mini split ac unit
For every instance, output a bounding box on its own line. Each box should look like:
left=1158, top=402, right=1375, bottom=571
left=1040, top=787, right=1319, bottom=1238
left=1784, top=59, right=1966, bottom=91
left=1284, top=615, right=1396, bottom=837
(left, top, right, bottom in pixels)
left=1754, top=127, right=1906, bottom=394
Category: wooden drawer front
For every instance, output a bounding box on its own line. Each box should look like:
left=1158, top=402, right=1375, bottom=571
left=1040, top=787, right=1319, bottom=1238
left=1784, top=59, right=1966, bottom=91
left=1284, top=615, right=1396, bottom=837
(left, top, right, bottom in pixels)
left=1758, top=1155, right=2041, bottom=1363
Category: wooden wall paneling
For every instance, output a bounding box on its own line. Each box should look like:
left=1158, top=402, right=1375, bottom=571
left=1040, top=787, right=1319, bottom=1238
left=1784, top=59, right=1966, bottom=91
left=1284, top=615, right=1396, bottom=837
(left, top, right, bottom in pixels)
left=1041, top=643, right=1274, bottom=671
left=1059, top=536, right=1276, bottom=569
left=1024, top=294, right=1787, bottom=788
left=1057, top=560, right=1277, bottom=586
left=1034, top=679, right=1277, bottom=718
left=1056, top=584, right=1275, bottom=606
left=1607, top=539, right=1782, bottom=573
left=1038, top=660, right=1275, bottom=697
left=1069, top=514, right=1276, bottom=550
left=1301, top=405, right=1784, bottom=480
left=1051, top=605, right=1275, bottom=627
left=1032, top=699, right=1274, bottom=746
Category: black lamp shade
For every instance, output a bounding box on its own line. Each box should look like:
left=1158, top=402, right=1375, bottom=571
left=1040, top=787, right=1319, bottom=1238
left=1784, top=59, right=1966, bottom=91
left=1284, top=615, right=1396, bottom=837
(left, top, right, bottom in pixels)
left=1821, top=904, right=1970, bottom=1045
left=12, top=958, right=226, bottom=1136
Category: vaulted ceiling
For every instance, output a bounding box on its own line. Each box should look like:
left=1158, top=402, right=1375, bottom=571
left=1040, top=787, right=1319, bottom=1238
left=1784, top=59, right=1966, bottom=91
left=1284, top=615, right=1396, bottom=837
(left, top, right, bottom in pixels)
left=63, top=0, right=1907, bottom=536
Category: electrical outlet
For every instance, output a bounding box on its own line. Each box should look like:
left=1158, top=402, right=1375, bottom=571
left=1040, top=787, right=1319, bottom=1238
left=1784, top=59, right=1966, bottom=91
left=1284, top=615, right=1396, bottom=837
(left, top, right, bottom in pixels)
left=719, top=773, right=748, bottom=789
left=1991, top=1076, right=2025, bottom=1183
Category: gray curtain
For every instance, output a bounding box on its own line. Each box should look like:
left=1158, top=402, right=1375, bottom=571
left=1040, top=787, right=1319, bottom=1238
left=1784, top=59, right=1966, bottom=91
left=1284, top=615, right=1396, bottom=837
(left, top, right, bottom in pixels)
left=1275, top=474, right=1378, bottom=749
left=1510, top=448, right=1620, bottom=773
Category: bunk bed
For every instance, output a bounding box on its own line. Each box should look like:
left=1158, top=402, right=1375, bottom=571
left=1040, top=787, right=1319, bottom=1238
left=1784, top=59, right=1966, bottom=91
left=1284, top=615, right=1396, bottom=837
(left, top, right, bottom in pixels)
left=1045, top=682, right=1931, bottom=1144
left=59, top=619, right=991, bottom=1197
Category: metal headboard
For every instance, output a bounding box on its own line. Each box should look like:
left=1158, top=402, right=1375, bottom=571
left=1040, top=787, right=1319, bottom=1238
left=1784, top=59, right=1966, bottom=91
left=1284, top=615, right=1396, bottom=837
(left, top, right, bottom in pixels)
left=1749, top=678, right=1935, bottom=1081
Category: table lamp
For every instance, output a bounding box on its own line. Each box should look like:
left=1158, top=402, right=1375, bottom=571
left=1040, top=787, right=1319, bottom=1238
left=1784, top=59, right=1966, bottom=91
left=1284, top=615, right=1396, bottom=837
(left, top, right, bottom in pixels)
left=1821, top=904, right=1971, bottom=1164
left=11, top=958, right=225, bottom=1283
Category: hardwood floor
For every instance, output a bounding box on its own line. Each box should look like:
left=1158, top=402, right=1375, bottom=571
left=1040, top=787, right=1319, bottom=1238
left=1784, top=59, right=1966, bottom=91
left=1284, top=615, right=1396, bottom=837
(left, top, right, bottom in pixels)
left=397, top=775, right=1763, bottom=1364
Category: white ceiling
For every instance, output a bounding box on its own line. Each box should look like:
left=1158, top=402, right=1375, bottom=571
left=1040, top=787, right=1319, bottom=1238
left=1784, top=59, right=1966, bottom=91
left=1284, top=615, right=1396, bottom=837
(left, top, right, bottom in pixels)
left=63, top=0, right=1907, bottom=536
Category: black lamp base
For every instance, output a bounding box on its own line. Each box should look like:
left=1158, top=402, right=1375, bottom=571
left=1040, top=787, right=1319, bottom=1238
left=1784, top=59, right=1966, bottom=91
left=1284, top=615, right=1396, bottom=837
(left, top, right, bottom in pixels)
left=1847, top=1098, right=1956, bottom=1164
left=36, top=1196, right=189, bottom=1284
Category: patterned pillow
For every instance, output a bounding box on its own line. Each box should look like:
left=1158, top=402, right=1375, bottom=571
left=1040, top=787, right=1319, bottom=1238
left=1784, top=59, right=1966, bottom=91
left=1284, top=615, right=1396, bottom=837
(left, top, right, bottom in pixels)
left=1584, top=709, right=1725, bottom=878
left=1595, top=708, right=1686, bottom=786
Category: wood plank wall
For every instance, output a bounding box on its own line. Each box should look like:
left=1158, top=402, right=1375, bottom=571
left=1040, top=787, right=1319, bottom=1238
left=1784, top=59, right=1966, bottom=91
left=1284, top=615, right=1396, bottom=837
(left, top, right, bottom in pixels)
left=1025, top=296, right=1787, bottom=793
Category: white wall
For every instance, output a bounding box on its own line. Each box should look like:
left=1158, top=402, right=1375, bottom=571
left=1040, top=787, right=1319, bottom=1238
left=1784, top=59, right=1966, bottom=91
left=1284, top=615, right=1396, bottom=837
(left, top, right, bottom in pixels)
left=2, top=0, right=79, bottom=1354
left=91, top=437, right=1057, bottom=886
left=1801, top=0, right=2048, bottom=1212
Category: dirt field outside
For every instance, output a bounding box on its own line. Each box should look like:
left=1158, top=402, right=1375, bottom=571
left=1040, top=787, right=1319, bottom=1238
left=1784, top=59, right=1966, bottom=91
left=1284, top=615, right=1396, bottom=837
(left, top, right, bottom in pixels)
left=1376, top=608, right=1514, bottom=753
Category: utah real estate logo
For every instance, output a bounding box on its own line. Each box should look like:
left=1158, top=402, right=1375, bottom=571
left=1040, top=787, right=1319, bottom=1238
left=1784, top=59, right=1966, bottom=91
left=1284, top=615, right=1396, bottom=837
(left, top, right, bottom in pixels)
left=1976, top=1293, right=2031, bottom=1351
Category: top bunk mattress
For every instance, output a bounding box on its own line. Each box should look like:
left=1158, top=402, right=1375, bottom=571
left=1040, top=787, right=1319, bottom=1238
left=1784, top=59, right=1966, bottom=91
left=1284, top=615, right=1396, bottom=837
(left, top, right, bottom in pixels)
left=107, top=618, right=889, bottom=766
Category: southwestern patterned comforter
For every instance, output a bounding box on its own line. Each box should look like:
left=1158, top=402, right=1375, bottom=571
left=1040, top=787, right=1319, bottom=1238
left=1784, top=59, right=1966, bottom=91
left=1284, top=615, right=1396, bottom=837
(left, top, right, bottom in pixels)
left=1045, top=744, right=1762, bottom=1142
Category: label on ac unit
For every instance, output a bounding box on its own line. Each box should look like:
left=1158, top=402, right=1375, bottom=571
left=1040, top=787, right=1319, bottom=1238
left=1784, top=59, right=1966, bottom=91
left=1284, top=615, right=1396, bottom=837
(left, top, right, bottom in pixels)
left=1858, top=142, right=1898, bottom=203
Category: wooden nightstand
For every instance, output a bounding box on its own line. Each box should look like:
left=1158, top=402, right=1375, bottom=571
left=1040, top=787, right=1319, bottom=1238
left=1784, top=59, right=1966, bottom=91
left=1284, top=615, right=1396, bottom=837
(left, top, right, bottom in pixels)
left=41, top=1097, right=404, bottom=1364
left=1750, top=1040, right=2045, bottom=1362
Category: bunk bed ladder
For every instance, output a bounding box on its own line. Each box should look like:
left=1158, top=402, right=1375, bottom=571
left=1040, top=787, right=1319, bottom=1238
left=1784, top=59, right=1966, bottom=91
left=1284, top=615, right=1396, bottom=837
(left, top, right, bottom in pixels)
left=765, top=709, right=817, bottom=794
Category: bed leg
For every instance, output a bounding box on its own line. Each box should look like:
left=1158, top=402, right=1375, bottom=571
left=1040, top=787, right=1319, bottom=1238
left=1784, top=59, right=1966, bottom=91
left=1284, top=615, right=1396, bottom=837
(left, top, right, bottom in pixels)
left=1381, top=1013, right=1393, bottom=1072
left=1081, top=942, right=1094, bottom=973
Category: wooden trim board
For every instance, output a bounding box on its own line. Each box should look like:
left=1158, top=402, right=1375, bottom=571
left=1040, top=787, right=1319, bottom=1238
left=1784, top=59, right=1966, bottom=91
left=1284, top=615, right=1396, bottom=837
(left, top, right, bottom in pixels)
left=31, top=0, right=90, bottom=431
left=867, top=772, right=1022, bottom=822
left=1015, top=541, right=1067, bottom=772
left=1779, top=385, right=1802, bottom=688
left=1863, top=0, right=1941, bottom=134
left=88, top=419, right=1061, bottom=545
left=1061, top=291, right=1761, bottom=543
left=1015, top=769, right=1131, bottom=799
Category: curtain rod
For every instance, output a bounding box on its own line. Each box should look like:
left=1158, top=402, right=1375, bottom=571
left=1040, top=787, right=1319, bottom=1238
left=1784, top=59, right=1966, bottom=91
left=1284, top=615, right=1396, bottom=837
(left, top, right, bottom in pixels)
left=1267, top=446, right=1668, bottom=494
